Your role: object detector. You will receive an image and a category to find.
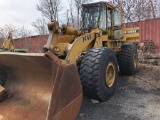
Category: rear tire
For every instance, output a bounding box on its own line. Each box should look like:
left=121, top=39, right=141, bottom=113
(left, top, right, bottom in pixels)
left=79, top=47, right=118, bottom=101
left=118, top=44, right=138, bottom=75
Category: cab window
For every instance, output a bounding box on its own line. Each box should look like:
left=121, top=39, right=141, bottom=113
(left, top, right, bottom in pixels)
left=99, top=4, right=106, bottom=31
left=114, top=8, right=121, bottom=27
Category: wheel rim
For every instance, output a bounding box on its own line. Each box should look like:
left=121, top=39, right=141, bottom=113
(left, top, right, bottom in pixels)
left=133, top=53, right=137, bottom=68
left=105, top=62, right=115, bottom=88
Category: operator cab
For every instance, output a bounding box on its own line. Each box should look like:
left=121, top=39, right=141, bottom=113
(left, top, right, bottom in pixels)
left=82, top=2, right=122, bottom=39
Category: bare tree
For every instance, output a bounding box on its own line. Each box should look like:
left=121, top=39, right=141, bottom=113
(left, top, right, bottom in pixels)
left=68, top=0, right=75, bottom=27
left=64, top=0, right=77, bottom=27
left=0, top=24, right=17, bottom=39
left=149, top=0, right=156, bottom=18
left=156, top=0, right=160, bottom=18
left=37, top=0, right=62, bottom=21
left=148, top=0, right=160, bottom=18
left=0, top=24, right=32, bottom=39
left=0, top=24, right=33, bottom=48
left=32, top=18, right=48, bottom=35
left=17, top=26, right=33, bottom=38
left=109, top=0, right=160, bottom=22
left=108, top=0, right=158, bottom=23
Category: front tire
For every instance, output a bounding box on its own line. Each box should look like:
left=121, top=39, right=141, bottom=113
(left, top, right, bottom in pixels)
left=79, top=47, right=118, bottom=101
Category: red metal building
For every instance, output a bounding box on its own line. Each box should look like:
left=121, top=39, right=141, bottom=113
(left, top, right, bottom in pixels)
left=14, top=35, right=48, bottom=53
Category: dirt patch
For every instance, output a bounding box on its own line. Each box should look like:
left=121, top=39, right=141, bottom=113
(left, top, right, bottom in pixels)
left=136, top=64, right=160, bottom=89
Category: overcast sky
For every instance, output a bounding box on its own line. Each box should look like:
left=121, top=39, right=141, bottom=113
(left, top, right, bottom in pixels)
left=0, top=0, right=41, bottom=28
left=0, top=0, right=100, bottom=30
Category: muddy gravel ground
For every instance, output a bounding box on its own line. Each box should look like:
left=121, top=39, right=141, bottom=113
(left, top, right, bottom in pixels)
left=76, top=64, right=160, bottom=120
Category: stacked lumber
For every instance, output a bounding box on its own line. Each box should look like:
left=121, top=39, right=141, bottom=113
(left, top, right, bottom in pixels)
left=138, top=50, right=145, bottom=63
left=144, top=53, right=160, bottom=66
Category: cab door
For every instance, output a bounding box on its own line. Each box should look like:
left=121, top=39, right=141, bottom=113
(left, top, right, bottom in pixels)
left=113, top=6, right=123, bottom=39
left=113, top=6, right=122, bottom=29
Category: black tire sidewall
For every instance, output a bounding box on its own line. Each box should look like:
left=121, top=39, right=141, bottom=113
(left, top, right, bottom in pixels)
left=79, top=47, right=118, bottom=101
left=118, top=44, right=138, bottom=75
left=99, top=49, right=118, bottom=100
left=134, top=46, right=138, bottom=72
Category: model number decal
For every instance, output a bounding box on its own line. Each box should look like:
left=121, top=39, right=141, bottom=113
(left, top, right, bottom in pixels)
left=124, top=30, right=139, bottom=34
left=82, top=34, right=91, bottom=42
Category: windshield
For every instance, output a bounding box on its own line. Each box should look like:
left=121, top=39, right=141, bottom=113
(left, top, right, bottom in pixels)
left=82, top=4, right=100, bottom=30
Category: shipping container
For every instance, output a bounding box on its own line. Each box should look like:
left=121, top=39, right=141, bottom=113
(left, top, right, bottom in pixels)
left=123, top=18, right=160, bottom=49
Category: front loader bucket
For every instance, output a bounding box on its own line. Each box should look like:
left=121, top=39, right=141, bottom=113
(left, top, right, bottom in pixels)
left=0, top=51, right=82, bottom=120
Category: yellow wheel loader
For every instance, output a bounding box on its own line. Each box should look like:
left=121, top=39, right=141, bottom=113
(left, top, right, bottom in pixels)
left=0, top=2, right=139, bottom=120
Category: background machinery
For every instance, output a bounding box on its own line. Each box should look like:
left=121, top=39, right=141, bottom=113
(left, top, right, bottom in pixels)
left=0, top=32, right=28, bottom=53
left=0, top=2, right=139, bottom=120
